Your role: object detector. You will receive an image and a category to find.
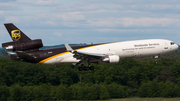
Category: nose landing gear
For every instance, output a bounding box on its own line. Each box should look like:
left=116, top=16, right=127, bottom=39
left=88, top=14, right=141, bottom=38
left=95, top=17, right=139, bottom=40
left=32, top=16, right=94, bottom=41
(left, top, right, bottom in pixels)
left=155, top=60, right=158, bottom=64
left=154, top=55, right=159, bottom=64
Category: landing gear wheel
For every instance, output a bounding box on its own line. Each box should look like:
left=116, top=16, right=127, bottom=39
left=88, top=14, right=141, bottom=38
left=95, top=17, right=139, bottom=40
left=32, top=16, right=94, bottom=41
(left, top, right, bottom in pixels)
left=90, top=66, right=94, bottom=70
left=86, top=67, right=90, bottom=71
left=78, top=67, right=83, bottom=71
left=155, top=61, right=158, bottom=64
left=82, top=66, right=89, bottom=71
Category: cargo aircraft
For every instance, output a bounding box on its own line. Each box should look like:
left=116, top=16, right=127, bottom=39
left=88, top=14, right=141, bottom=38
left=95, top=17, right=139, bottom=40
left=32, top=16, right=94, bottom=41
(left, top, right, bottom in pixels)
left=2, top=23, right=179, bottom=71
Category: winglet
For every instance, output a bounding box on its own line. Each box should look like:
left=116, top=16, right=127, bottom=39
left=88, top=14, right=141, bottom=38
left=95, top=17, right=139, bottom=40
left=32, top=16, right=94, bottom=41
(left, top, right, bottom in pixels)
left=65, top=44, right=74, bottom=52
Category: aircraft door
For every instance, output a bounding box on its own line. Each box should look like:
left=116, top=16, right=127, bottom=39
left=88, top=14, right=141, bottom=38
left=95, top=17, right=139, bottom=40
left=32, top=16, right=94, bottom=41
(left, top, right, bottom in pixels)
left=164, top=42, right=169, bottom=52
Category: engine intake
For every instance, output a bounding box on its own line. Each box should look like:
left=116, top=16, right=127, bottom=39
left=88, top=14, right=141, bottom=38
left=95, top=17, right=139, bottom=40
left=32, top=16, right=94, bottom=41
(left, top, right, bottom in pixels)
left=102, top=55, right=120, bottom=63
left=2, top=39, right=43, bottom=51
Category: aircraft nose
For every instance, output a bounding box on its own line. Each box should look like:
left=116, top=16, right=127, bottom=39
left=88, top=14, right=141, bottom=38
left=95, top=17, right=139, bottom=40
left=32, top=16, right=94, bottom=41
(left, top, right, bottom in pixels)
left=175, top=44, right=179, bottom=50
left=177, top=44, right=180, bottom=50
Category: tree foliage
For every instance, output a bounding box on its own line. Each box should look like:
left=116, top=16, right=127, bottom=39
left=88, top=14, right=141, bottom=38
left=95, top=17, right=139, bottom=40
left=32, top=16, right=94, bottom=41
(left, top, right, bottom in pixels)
left=0, top=52, right=180, bottom=100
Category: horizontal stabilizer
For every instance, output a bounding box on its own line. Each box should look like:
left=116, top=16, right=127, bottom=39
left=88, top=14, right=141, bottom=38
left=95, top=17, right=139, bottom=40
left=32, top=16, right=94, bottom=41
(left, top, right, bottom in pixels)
left=16, top=51, right=35, bottom=60
left=7, top=52, right=16, bottom=55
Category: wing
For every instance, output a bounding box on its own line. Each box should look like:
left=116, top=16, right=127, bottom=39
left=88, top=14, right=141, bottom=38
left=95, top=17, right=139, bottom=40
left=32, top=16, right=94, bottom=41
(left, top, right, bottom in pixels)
left=65, top=44, right=106, bottom=63
left=76, top=51, right=106, bottom=57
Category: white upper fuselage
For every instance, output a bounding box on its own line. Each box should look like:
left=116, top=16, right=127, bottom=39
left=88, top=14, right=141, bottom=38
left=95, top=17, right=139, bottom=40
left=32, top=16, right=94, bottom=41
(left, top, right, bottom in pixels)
left=40, top=39, right=179, bottom=65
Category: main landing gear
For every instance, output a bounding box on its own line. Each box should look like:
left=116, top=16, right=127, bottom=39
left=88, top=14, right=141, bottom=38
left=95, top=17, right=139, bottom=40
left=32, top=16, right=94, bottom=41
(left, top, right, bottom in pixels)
left=78, top=65, right=94, bottom=71
left=77, top=59, right=95, bottom=71
left=154, top=55, right=159, bottom=64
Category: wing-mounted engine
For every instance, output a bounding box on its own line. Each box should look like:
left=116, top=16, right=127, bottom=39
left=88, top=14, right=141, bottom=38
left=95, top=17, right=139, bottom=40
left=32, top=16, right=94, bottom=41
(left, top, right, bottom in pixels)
left=102, top=55, right=120, bottom=63
left=2, top=39, right=43, bottom=51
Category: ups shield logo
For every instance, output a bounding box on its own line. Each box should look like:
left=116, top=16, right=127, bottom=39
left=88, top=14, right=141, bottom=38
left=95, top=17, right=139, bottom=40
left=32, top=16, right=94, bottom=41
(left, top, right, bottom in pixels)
left=11, top=30, right=21, bottom=41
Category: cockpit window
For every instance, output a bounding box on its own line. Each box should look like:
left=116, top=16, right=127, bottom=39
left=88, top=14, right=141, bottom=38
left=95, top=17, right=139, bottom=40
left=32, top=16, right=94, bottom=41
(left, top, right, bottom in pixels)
left=171, top=42, right=175, bottom=45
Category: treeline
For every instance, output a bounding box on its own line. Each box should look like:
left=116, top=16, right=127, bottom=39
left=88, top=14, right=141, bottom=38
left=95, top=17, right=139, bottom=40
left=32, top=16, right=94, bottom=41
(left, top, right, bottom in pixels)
left=0, top=83, right=128, bottom=101
left=1, top=56, right=180, bottom=100
left=0, top=48, right=8, bottom=57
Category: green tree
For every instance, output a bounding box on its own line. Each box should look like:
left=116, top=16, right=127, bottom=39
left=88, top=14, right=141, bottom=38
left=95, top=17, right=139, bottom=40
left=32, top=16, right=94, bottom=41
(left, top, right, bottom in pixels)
left=107, top=82, right=127, bottom=98
left=170, top=59, right=180, bottom=79
left=70, top=83, right=84, bottom=100
left=158, top=66, right=175, bottom=83
left=0, top=86, right=10, bottom=101
left=85, top=84, right=98, bottom=100
left=55, top=85, right=72, bottom=100
left=138, top=81, right=161, bottom=97
left=8, top=84, right=22, bottom=101
left=99, top=85, right=110, bottom=100
left=173, top=84, right=180, bottom=97
left=22, top=86, right=34, bottom=101
left=161, top=81, right=174, bottom=97
left=138, top=82, right=150, bottom=97
left=33, top=86, right=42, bottom=100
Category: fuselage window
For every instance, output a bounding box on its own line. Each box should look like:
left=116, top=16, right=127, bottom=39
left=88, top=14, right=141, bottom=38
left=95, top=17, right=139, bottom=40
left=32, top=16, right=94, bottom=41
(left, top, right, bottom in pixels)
left=170, top=42, right=175, bottom=45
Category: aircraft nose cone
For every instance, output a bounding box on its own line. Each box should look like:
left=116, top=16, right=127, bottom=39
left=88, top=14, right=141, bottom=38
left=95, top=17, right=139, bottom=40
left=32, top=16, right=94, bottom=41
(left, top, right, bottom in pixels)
left=178, top=44, right=180, bottom=50
left=172, top=44, right=179, bottom=51
left=174, top=44, right=180, bottom=51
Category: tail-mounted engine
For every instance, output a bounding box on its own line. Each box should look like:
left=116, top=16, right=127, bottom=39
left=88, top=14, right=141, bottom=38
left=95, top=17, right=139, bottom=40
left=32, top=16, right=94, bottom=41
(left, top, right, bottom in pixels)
left=2, top=39, right=43, bottom=51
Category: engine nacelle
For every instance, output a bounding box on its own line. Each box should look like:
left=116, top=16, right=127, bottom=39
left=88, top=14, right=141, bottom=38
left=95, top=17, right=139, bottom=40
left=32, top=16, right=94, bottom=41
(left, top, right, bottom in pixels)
left=2, top=39, right=43, bottom=51
left=102, top=55, right=120, bottom=63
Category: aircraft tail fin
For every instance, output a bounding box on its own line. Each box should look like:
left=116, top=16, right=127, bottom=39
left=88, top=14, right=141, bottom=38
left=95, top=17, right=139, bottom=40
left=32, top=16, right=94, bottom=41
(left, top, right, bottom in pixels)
left=2, top=23, right=43, bottom=52
left=4, top=23, right=31, bottom=42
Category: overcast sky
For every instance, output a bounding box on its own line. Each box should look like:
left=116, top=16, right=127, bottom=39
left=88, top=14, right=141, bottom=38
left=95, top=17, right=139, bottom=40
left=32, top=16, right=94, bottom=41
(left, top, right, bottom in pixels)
left=0, top=0, right=180, bottom=46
